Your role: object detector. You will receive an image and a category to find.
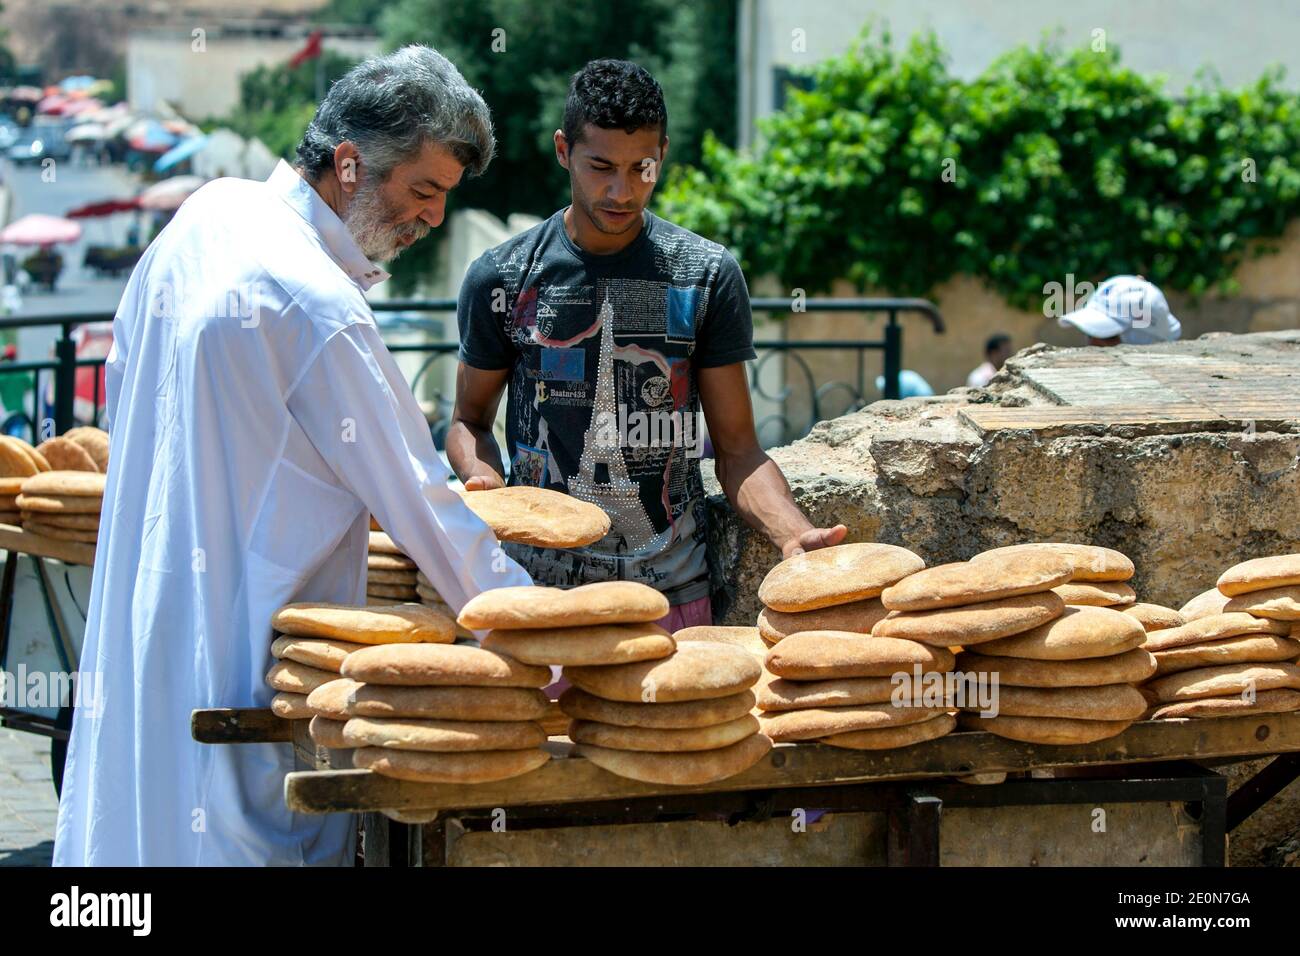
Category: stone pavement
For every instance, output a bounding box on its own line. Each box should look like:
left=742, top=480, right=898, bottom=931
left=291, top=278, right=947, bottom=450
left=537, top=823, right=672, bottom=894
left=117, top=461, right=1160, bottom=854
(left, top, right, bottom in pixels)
left=0, top=727, right=57, bottom=866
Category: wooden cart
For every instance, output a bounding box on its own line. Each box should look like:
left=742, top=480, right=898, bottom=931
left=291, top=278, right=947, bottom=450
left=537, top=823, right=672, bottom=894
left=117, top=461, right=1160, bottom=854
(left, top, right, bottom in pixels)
left=193, top=707, right=1300, bottom=866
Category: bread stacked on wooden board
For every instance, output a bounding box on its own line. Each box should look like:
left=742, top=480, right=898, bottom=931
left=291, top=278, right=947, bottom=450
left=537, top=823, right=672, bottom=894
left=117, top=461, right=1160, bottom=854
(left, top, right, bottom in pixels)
left=266, top=602, right=455, bottom=720
left=972, top=542, right=1136, bottom=609
left=756, top=543, right=922, bottom=646
left=366, top=531, right=418, bottom=604
left=0, top=428, right=108, bottom=528
left=878, top=545, right=1150, bottom=745
left=1142, top=554, right=1300, bottom=720
left=462, top=581, right=768, bottom=784
left=16, top=470, right=107, bottom=542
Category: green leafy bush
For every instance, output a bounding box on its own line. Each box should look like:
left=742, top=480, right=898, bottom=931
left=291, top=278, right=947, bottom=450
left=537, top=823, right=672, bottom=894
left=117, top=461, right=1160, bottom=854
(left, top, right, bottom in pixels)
left=655, top=27, right=1300, bottom=308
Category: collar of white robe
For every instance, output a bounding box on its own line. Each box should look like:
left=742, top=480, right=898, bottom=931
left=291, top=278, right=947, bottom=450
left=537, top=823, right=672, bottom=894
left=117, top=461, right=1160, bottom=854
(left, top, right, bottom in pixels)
left=265, top=159, right=393, bottom=291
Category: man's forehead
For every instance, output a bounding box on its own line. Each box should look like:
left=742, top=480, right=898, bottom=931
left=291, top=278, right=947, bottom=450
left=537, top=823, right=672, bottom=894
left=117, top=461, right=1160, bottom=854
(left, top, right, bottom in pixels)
left=397, top=141, right=466, bottom=188
left=573, top=124, right=664, bottom=161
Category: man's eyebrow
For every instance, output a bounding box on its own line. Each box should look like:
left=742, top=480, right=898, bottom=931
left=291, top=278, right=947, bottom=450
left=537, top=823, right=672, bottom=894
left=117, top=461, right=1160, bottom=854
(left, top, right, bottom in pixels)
left=418, top=176, right=456, bottom=191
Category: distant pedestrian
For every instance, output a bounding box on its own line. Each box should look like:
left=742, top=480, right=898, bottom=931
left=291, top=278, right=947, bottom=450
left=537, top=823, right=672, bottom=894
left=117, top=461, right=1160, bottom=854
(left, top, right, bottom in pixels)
left=1059, top=275, right=1182, bottom=347
left=967, top=333, right=1012, bottom=388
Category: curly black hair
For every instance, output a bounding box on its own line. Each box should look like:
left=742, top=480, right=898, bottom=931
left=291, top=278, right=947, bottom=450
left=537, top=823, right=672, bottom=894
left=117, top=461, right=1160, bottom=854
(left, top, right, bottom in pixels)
left=562, top=59, right=667, bottom=147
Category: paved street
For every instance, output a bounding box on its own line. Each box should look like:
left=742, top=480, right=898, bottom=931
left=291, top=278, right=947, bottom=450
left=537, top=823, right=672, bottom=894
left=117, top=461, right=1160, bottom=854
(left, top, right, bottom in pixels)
left=0, top=727, right=56, bottom=866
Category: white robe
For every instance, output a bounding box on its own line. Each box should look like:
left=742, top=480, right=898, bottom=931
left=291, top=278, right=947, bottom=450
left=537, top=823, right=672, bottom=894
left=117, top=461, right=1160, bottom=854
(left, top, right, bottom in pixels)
left=52, top=160, right=532, bottom=866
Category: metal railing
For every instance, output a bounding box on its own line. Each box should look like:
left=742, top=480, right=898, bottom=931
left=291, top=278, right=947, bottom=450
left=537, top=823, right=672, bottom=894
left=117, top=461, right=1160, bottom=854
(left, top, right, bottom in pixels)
left=0, top=296, right=942, bottom=447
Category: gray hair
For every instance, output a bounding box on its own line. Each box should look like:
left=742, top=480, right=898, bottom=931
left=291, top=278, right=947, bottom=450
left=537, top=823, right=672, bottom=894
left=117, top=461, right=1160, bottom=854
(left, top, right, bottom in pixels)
left=295, top=44, right=495, bottom=182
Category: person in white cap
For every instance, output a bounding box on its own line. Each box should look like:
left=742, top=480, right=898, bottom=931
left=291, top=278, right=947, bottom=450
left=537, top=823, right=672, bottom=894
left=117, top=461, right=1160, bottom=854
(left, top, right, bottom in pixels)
left=1058, top=275, right=1183, bottom=346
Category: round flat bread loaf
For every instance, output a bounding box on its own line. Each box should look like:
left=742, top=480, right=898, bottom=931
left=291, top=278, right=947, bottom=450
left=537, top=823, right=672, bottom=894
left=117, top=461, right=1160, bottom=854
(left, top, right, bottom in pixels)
left=354, top=746, right=550, bottom=784
left=272, top=602, right=454, bottom=645
left=367, top=567, right=418, bottom=586
left=672, top=626, right=767, bottom=656
left=872, top=591, right=1065, bottom=647
left=760, top=702, right=953, bottom=741
left=341, top=643, right=551, bottom=687
left=757, top=543, right=925, bottom=612
left=1052, top=582, right=1137, bottom=607
left=1144, top=662, right=1300, bottom=704
left=458, top=581, right=669, bottom=630
left=271, top=635, right=366, bottom=673
left=12, top=493, right=102, bottom=514
left=1217, top=554, right=1300, bottom=597
left=978, top=683, right=1147, bottom=721
left=309, top=716, right=350, bottom=749
left=23, top=520, right=98, bottom=542
left=1147, top=688, right=1300, bottom=720
left=766, top=631, right=955, bottom=680
left=565, top=642, right=761, bottom=703
left=341, top=716, right=546, bottom=752
left=881, top=554, right=1073, bottom=612
left=21, top=510, right=99, bottom=530
left=63, top=426, right=109, bottom=472
left=1152, top=635, right=1300, bottom=677
left=1180, top=587, right=1230, bottom=621
left=1142, top=612, right=1291, bottom=652
left=575, top=733, right=771, bottom=785
left=344, top=684, right=549, bottom=721
left=304, top=678, right=363, bottom=718
left=458, top=486, right=611, bottom=548
left=367, top=583, right=419, bottom=600
left=973, top=606, right=1146, bottom=660
left=957, top=647, right=1157, bottom=687
left=0, top=436, right=39, bottom=477
left=972, top=543, right=1134, bottom=582
left=270, top=691, right=312, bottom=719
left=818, top=712, right=957, bottom=750
left=482, top=622, right=675, bottom=666
left=958, top=711, right=1132, bottom=744
left=568, top=714, right=759, bottom=752
left=756, top=676, right=899, bottom=712
left=0, top=510, right=18, bottom=525
left=756, top=598, right=889, bottom=643
left=0, top=476, right=24, bottom=494
left=1124, top=603, right=1185, bottom=632
left=368, top=552, right=416, bottom=571
left=35, top=437, right=97, bottom=473
left=368, top=531, right=404, bottom=556
left=1223, top=585, right=1300, bottom=621
left=265, top=660, right=339, bottom=695
left=557, top=686, right=756, bottom=729
left=20, top=470, right=105, bottom=497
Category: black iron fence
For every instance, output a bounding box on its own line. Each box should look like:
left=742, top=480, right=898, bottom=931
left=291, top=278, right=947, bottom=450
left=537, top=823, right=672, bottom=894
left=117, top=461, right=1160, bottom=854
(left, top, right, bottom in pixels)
left=0, top=297, right=942, bottom=448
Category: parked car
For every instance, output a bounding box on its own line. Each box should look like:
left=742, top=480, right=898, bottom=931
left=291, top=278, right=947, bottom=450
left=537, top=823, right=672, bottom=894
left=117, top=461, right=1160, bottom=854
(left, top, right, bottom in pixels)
left=8, top=124, right=71, bottom=165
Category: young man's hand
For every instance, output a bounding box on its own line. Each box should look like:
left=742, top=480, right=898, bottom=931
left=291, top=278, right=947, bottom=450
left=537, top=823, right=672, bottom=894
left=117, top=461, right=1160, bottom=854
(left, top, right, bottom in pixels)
left=781, top=524, right=849, bottom=559
left=463, top=473, right=505, bottom=492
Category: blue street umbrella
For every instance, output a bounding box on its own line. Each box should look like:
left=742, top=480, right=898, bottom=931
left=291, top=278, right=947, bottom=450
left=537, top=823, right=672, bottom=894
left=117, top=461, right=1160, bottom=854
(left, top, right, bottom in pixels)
left=154, top=135, right=209, bottom=172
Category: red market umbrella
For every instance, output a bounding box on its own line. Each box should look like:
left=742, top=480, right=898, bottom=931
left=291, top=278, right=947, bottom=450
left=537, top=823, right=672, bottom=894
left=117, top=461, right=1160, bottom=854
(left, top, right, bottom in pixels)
left=0, top=214, right=82, bottom=246
left=66, top=198, right=140, bottom=219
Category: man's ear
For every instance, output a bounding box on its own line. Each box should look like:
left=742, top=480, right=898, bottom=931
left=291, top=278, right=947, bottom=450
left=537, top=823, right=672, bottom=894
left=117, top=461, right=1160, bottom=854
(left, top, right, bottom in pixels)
left=659, top=134, right=669, bottom=167
left=334, top=141, right=361, bottom=193
left=554, top=130, right=570, bottom=170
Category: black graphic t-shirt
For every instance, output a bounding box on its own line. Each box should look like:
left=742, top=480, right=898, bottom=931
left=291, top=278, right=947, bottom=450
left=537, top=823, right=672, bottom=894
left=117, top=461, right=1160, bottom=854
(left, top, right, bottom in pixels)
left=456, top=208, right=756, bottom=603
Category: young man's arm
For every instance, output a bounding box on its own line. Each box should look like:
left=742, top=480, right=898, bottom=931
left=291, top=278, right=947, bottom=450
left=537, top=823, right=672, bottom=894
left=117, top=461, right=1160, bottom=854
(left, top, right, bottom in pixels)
left=449, top=252, right=515, bottom=490
left=699, top=362, right=846, bottom=558
left=448, top=362, right=508, bottom=490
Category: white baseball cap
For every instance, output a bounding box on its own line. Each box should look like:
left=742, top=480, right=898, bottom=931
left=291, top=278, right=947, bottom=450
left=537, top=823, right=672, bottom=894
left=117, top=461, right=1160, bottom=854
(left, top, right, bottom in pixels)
left=1059, top=275, right=1182, bottom=344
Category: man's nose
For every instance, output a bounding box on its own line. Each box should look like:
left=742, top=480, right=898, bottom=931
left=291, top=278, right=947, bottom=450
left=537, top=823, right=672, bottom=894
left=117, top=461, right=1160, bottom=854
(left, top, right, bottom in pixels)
left=419, top=196, right=445, bottom=229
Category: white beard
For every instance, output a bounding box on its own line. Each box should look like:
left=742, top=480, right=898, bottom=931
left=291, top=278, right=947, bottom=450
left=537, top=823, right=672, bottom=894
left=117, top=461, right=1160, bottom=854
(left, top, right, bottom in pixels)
left=343, top=173, right=430, bottom=262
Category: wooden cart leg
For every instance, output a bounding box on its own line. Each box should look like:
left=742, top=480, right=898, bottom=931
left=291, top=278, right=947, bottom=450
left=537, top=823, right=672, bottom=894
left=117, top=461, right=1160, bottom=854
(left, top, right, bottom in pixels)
left=1225, top=752, right=1300, bottom=832
left=886, top=792, right=942, bottom=866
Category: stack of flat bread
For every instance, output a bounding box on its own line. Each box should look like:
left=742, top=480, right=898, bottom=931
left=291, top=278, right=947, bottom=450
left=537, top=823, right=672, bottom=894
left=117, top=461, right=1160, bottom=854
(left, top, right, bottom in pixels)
left=1142, top=554, right=1300, bottom=720
left=15, top=470, right=107, bottom=542
left=0, top=435, right=48, bottom=522
left=335, top=643, right=553, bottom=784
left=462, top=580, right=770, bottom=784
left=756, top=543, right=925, bottom=646
left=366, top=531, right=418, bottom=605
left=266, top=601, right=456, bottom=720
left=973, top=542, right=1137, bottom=609
left=759, top=631, right=958, bottom=750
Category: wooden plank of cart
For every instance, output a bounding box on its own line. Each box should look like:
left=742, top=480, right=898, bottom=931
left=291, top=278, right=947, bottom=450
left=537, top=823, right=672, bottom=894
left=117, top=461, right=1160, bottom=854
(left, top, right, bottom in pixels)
left=193, top=706, right=1300, bottom=866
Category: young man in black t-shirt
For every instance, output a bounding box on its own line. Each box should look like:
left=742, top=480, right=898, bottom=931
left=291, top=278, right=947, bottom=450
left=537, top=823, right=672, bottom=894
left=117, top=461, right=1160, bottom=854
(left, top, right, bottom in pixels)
left=450, top=59, right=845, bottom=628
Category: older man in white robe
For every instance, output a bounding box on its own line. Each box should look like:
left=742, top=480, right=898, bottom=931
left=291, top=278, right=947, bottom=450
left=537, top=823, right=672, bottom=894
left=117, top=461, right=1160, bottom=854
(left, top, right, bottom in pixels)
left=52, top=45, right=530, bottom=866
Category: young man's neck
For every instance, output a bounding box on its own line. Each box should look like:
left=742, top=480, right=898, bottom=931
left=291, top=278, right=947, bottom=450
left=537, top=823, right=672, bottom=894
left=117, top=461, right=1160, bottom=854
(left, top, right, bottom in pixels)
left=563, top=203, right=643, bottom=256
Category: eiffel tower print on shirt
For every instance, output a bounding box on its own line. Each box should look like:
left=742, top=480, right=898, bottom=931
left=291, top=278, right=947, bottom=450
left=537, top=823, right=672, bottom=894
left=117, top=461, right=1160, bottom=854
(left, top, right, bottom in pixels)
left=567, top=293, right=658, bottom=553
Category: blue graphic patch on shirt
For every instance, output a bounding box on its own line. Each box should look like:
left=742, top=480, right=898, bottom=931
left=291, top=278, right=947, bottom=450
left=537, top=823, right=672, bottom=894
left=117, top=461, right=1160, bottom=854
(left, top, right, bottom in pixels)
left=539, top=347, right=585, bottom=381
left=666, top=285, right=699, bottom=339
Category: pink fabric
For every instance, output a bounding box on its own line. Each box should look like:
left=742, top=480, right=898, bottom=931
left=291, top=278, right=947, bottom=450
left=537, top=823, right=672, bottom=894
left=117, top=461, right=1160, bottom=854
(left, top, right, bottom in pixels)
left=543, top=594, right=713, bottom=700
